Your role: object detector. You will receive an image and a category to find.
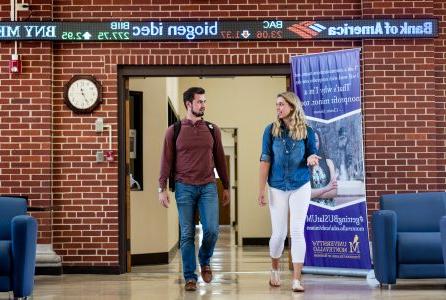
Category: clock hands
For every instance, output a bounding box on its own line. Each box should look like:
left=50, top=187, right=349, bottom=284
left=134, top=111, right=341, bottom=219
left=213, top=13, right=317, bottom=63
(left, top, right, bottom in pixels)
left=79, top=88, right=90, bottom=107
left=80, top=88, right=87, bottom=100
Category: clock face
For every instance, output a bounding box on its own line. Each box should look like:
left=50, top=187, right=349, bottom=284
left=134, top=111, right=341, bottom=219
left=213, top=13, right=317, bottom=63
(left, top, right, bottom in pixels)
left=68, top=79, right=98, bottom=109
left=64, top=75, right=101, bottom=113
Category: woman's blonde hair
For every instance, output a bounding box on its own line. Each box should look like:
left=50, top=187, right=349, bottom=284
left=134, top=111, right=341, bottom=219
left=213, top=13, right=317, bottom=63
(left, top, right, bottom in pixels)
left=272, top=92, right=307, bottom=140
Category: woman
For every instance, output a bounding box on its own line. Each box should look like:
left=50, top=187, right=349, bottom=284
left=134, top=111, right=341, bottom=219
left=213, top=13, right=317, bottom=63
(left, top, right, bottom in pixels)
left=258, top=92, right=320, bottom=292
left=310, top=130, right=338, bottom=206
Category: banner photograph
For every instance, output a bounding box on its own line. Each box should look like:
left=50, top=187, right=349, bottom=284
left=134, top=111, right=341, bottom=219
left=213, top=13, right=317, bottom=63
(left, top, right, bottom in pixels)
left=292, top=49, right=372, bottom=269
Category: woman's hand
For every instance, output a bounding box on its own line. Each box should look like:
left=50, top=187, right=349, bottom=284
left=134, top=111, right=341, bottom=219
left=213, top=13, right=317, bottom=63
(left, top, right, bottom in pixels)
left=258, top=191, right=267, bottom=207
left=325, top=178, right=338, bottom=192
left=307, top=154, right=321, bottom=167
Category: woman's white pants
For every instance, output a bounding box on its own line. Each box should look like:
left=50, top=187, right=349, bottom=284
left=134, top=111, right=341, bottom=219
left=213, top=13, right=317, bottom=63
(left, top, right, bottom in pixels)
left=268, top=182, right=311, bottom=263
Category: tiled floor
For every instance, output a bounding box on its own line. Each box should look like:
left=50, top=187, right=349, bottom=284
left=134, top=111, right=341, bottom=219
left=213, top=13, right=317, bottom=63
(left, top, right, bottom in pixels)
left=7, top=227, right=446, bottom=299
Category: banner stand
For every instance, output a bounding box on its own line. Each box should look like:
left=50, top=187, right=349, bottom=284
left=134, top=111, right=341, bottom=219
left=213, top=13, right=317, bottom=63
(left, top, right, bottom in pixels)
left=301, top=240, right=374, bottom=277
left=291, top=48, right=372, bottom=273
left=302, top=266, right=369, bottom=277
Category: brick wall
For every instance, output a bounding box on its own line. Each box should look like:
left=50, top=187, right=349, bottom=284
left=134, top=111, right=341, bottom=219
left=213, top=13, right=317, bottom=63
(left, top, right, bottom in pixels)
left=0, top=0, right=53, bottom=243
left=51, top=43, right=119, bottom=265
left=0, top=0, right=444, bottom=267
left=434, top=1, right=446, bottom=192
left=361, top=0, right=444, bottom=215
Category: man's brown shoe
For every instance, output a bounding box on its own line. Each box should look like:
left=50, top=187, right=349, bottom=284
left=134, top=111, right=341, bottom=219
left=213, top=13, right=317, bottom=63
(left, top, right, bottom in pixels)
left=200, top=265, right=213, bottom=283
left=184, top=279, right=197, bottom=291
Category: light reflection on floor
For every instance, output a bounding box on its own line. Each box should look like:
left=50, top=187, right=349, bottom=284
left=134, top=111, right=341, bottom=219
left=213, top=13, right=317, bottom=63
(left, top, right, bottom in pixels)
left=23, top=226, right=446, bottom=299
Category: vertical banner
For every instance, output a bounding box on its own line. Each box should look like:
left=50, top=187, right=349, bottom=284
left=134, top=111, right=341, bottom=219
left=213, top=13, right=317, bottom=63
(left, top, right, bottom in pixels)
left=291, top=49, right=371, bottom=269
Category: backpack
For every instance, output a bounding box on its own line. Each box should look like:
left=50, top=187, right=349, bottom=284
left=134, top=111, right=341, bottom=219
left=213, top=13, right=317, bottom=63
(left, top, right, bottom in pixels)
left=169, top=120, right=216, bottom=192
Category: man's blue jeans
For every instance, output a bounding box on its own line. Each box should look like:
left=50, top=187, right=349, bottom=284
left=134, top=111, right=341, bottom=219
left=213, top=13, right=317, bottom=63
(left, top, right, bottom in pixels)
left=175, top=181, right=219, bottom=281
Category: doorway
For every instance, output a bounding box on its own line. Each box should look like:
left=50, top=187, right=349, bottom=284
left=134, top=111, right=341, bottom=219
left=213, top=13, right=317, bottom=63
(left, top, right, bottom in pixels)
left=118, top=65, right=290, bottom=273
left=217, top=128, right=237, bottom=227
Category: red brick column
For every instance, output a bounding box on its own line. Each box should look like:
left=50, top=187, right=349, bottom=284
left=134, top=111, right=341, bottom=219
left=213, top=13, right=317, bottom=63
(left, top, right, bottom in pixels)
left=434, top=1, right=446, bottom=190
left=361, top=1, right=439, bottom=217
left=0, top=1, right=53, bottom=243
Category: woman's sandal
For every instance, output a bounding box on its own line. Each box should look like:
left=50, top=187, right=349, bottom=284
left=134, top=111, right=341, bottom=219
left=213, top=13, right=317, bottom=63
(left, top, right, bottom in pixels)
left=269, top=269, right=281, bottom=287
left=292, top=279, right=305, bottom=292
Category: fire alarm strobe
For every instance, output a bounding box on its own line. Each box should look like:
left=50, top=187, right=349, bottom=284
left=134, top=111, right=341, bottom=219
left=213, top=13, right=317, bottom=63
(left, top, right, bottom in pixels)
left=9, top=54, right=21, bottom=74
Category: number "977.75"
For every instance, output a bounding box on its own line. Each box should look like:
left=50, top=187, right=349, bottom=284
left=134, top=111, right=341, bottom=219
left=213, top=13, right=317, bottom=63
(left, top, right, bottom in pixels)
left=98, top=32, right=130, bottom=40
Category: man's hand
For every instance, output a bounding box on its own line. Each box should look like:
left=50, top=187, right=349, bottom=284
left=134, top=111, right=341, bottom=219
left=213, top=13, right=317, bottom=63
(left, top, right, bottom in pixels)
left=222, top=189, right=230, bottom=206
left=258, top=190, right=267, bottom=207
left=159, top=190, right=170, bottom=208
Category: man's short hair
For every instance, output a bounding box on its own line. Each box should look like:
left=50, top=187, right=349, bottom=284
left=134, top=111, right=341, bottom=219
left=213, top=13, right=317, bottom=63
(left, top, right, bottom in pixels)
left=183, top=87, right=205, bottom=108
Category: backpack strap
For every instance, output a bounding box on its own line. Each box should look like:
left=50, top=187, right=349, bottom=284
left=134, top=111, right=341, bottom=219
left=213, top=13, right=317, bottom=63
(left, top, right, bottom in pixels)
left=169, top=120, right=216, bottom=192
left=204, top=121, right=216, bottom=153
left=169, top=121, right=182, bottom=192
left=303, top=125, right=310, bottom=161
left=269, top=122, right=274, bottom=147
left=173, top=121, right=182, bottom=143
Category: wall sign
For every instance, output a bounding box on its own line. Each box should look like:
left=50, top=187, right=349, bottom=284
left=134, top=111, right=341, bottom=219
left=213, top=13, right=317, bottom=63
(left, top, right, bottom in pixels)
left=0, top=19, right=437, bottom=41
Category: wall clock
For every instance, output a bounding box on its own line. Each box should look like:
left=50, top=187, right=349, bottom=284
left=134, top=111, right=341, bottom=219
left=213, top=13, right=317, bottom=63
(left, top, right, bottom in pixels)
left=64, top=75, right=102, bottom=113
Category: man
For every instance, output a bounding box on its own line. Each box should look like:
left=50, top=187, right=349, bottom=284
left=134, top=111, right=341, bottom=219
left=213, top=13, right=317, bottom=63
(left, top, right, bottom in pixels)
left=158, top=87, right=230, bottom=291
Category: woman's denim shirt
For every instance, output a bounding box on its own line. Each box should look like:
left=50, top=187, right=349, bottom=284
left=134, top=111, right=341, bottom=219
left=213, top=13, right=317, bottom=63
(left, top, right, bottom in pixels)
left=260, top=123, right=317, bottom=191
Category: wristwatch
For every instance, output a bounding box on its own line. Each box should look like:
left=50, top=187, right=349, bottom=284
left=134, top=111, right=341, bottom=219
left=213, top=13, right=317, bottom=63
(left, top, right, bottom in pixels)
left=158, top=187, right=166, bottom=193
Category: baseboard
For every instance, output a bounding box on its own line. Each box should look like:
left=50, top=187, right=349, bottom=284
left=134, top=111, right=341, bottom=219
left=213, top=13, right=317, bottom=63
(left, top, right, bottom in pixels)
left=132, top=241, right=179, bottom=266
left=242, top=237, right=289, bottom=246
left=62, top=266, right=121, bottom=274
left=243, top=237, right=269, bottom=246
left=35, top=266, right=63, bottom=276
left=132, top=252, right=168, bottom=265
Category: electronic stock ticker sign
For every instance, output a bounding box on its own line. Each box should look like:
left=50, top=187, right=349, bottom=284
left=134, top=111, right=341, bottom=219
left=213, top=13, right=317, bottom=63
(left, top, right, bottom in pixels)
left=0, top=19, right=437, bottom=42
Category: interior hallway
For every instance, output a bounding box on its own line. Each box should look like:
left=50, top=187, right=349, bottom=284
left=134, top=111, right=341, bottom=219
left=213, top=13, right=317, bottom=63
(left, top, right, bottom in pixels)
left=22, top=227, right=446, bottom=299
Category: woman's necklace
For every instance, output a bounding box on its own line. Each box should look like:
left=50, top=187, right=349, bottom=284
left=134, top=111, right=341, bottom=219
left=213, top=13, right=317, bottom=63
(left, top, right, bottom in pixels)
left=282, top=135, right=296, bottom=154
left=280, top=123, right=296, bottom=154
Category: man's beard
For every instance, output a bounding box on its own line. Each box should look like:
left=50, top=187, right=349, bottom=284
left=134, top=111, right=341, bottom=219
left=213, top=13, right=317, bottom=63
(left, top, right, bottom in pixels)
left=192, top=109, right=204, bottom=117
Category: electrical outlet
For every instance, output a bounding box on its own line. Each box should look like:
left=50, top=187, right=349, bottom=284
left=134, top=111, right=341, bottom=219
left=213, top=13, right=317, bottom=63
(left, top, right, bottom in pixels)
left=96, top=150, right=104, bottom=162
left=95, top=117, right=104, bottom=132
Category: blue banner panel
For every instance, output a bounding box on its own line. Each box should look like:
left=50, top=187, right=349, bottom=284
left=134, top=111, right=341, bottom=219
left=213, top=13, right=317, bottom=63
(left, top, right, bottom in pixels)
left=292, top=49, right=361, bottom=121
left=304, top=200, right=371, bottom=269
left=291, top=49, right=371, bottom=269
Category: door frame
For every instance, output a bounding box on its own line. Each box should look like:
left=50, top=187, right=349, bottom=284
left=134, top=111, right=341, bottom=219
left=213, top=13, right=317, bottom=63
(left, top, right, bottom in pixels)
left=117, top=64, right=291, bottom=273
